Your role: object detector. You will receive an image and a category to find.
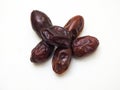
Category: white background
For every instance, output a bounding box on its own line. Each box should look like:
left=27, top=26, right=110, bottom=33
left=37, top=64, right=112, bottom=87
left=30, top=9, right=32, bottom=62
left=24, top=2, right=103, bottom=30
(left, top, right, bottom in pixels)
left=0, top=0, right=120, bottom=90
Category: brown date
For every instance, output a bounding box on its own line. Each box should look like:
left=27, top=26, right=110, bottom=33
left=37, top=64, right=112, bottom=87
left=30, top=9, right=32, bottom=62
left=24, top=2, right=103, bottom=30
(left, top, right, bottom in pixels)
left=64, top=15, right=84, bottom=40
left=30, top=41, right=54, bottom=63
left=52, top=47, right=72, bottom=74
left=72, top=36, right=99, bottom=57
left=31, top=10, right=52, bottom=37
left=30, top=10, right=100, bottom=74
left=40, top=26, right=72, bottom=48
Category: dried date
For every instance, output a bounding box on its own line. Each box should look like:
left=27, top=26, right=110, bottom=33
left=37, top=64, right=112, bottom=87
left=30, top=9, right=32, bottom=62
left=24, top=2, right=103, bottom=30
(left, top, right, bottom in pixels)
left=31, top=10, right=52, bottom=37
left=64, top=15, right=84, bottom=40
left=40, top=26, right=72, bottom=48
left=52, top=47, right=72, bottom=74
left=30, top=41, right=54, bottom=63
left=72, top=36, right=99, bottom=57
left=30, top=10, right=100, bottom=74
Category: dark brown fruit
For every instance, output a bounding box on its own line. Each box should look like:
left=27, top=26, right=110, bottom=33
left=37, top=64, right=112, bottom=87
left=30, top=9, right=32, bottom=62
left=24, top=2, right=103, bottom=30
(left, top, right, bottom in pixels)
left=40, top=26, right=72, bottom=48
left=64, top=15, right=84, bottom=40
left=52, top=47, right=72, bottom=74
left=72, top=36, right=99, bottom=57
left=31, top=10, right=52, bottom=37
left=30, top=41, right=54, bottom=63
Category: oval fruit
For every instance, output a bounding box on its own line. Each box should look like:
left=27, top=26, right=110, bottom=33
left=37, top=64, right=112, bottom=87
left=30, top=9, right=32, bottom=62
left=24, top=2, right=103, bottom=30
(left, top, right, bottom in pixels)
left=52, top=47, right=72, bottom=74
left=72, top=36, right=99, bottom=57
left=31, top=10, right=52, bottom=37
left=64, top=15, right=84, bottom=40
left=30, top=41, right=54, bottom=63
left=40, top=26, right=72, bottom=48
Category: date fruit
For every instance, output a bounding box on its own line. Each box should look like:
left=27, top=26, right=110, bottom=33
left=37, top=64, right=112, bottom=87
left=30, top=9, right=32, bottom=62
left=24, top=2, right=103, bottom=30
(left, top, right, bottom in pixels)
left=30, top=10, right=100, bottom=74
left=31, top=10, right=52, bottom=37
left=30, top=41, right=54, bottom=63
left=40, top=26, right=72, bottom=48
left=72, top=36, right=99, bottom=57
left=52, top=47, right=72, bottom=74
left=64, top=15, right=84, bottom=40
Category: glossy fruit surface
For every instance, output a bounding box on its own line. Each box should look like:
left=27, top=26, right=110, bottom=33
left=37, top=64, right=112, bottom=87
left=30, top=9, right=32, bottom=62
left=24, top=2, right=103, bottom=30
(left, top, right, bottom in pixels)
left=72, top=36, right=99, bottom=57
left=52, top=47, right=72, bottom=74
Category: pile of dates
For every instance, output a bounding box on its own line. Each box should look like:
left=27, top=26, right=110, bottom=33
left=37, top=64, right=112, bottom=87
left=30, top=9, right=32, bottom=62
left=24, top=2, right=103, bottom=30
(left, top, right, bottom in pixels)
left=30, top=10, right=99, bottom=74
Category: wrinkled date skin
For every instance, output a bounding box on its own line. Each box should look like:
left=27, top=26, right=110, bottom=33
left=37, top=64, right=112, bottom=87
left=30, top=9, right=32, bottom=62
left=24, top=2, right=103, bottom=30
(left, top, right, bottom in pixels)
left=30, top=41, right=54, bottom=63
left=40, top=26, right=72, bottom=48
left=72, top=36, right=99, bottom=57
left=52, top=47, right=72, bottom=74
left=31, top=10, right=52, bottom=37
left=64, top=15, right=84, bottom=40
